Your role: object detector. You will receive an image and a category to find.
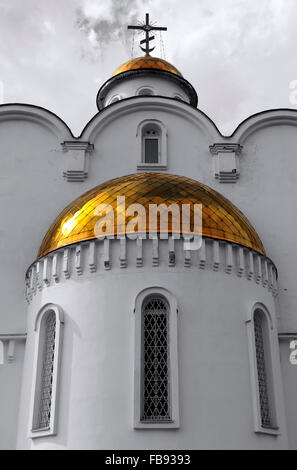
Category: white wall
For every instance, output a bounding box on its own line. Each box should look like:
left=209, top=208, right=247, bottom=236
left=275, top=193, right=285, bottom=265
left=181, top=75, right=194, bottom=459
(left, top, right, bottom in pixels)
left=1, top=98, right=297, bottom=448
left=17, top=238, right=288, bottom=450
left=279, top=340, right=297, bottom=450
left=103, top=75, right=190, bottom=106
left=0, top=340, right=26, bottom=449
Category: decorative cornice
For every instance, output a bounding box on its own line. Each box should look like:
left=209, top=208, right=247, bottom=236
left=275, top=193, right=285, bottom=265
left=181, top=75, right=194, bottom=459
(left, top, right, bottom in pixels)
left=209, top=143, right=243, bottom=156
left=61, top=141, right=94, bottom=182
left=0, top=334, right=27, bottom=363
left=25, top=237, right=278, bottom=303
left=278, top=333, right=297, bottom=340
left=209, top=143, right=243, bottom=183
left=0, top=334, right=27, bottom=340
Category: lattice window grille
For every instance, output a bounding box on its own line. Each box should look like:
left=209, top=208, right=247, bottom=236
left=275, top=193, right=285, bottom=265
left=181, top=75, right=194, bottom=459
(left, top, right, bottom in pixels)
left=254, top=313, right=272, bottom=428
left=36, top=313, right=56, bottom=430
left=141, top=297, right=171, bottom=422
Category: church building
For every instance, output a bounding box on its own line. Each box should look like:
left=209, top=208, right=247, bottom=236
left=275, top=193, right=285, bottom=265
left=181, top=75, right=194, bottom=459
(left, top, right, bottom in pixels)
left=0, top=15, right=297, bottom=450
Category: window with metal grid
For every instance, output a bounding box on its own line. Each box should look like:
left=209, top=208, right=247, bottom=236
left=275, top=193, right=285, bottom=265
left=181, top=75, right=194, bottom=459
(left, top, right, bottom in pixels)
left=254, top=311, right=272, bottom=428
left=141, top=296, right=171, bottom=422
left=36, top=312, right=56, bottom=430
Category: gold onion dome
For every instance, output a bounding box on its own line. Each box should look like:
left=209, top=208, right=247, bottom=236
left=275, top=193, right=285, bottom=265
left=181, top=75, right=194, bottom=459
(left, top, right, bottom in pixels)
left=38, top=173, right=265, bottom=259
left=112, top=55, right=183, bottom=77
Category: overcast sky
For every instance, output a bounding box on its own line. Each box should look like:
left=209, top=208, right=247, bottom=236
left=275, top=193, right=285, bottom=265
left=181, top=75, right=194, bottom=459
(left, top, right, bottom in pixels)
left=0, top=0, right=296, bottom=136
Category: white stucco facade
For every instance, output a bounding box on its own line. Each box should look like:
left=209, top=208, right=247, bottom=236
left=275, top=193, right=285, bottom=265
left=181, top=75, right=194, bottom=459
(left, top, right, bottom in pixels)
left=101, top=74, right=191, bottom=107
left=0, top=56, right=297, bottom=450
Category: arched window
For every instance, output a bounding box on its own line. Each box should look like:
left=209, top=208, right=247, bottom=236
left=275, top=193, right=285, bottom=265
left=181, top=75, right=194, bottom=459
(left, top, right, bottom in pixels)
left=136, top=120, right=168, bottom=170
left=253, top=309, right=275, bottom=428
left=134, top=288, right=179, bottom=428
left=247, top=305, right=279, bottom=434
left=173, top=93, right=184, bottom=101
left=30, top=304, right=63, bottom=438
left=141, top=296, right=170, bottom=421
left=108, top=95, right=121, bottom=105
left=142, top=124, right=161, bottom=164
left=36, top=312, right=56, bottom=429
left=137, top=87, right=154, bottom=96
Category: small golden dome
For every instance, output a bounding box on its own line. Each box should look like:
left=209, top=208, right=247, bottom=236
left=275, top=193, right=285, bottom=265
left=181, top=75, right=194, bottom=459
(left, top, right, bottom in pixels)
left=38, top=173, right=265, bottom=258
left=112, top=55, right=183, bottom=77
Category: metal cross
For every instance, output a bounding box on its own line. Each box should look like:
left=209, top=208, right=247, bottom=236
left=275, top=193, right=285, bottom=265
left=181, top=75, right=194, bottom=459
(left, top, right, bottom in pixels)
left=128, top=13, right=167, bottom=55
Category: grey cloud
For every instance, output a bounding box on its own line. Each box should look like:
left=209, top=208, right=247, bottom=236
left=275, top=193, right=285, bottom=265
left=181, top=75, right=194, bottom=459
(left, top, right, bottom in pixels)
left=76, top=0, right=149, bottom=53
left=0, top=0, right=296, bottom=137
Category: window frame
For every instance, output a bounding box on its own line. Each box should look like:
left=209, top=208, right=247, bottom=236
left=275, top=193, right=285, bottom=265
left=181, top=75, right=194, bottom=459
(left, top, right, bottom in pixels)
left=28, top=303, right=64, bottom=439
left=141, top=294, right=171, bottom=422
left=173, top=93, right=186, bottom=102
left=143, top=128, right=160, bottom=164
left=136, top=86, right=155, bottom=96
left=134, top=287, right=179, bottom=429
left=107, top=94, right=122, bottom=105
left=136, top=119, right=168, bottom=170
left=246, top=303, right=280, bottom=435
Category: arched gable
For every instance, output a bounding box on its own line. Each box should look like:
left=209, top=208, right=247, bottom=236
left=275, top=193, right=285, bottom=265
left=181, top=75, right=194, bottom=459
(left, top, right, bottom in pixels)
left=231, top=109, right=297, bottom=143
left=0, top=103, right=73, bottom=141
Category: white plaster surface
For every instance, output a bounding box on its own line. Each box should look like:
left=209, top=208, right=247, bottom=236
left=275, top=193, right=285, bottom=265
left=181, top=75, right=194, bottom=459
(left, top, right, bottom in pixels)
left=0, top=89, right=296, bottom=449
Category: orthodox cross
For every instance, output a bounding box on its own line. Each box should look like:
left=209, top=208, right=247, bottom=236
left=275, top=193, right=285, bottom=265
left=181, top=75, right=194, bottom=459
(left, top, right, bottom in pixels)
left=128, top=13, right=167, bottom=55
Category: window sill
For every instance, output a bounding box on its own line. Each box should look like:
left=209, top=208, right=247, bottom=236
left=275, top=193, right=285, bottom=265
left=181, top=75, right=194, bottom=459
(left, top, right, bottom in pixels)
left=134, top=420, right=179, bottom=429
left=137, top=164, right=167, bottom=171
left=254, top=425, right=280, bottom=436
left=29, top=427, right=56, bottom=439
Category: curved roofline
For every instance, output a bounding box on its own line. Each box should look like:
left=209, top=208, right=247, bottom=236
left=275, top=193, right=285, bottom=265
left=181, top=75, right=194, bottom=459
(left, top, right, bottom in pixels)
left=112, top=55, right=183, bottom=78
left=37, top=171, right=265, bottom=259
left=80, top=95, right=221, bottom=142
left=0, top=103, right=74, bottom=140
left=1, top=102, right=296, bottom=143
left=96, top=68, right=198, bottom=110
left=231, top=108, right=297, bottom=142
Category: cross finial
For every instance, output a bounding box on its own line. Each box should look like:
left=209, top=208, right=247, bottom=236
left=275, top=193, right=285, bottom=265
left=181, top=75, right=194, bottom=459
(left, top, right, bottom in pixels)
left=128, top=13, right=167, bottom=55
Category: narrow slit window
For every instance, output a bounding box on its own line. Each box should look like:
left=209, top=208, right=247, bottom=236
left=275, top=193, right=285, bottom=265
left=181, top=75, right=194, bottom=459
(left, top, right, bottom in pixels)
left=141, top=296, right=170, bottom=422
left=143, top=127, right=160, bottom=164
left=30, top=304, right=63, bottom=438
left=254, top=309, right=275, bottom=429
left=145, top=137, right=158, bottom=163
left=34, top=312, right=56, bottom=430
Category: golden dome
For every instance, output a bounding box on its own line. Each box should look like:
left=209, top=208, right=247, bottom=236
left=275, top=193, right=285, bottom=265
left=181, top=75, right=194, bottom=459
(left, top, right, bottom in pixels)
left=112, top=55, right=183, bottom=77
left=38, top=173, right=265, bottom=258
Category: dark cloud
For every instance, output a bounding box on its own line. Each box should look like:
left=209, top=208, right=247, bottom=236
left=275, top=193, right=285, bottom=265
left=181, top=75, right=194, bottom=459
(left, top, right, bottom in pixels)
left=76, top=0, right=149, bottom=53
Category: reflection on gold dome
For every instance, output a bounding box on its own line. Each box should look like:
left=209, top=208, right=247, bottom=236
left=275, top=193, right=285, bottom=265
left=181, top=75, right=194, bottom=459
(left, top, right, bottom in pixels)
left=112, top=55, right=183, bottom=77
left=38, top=173, right=265, bottom=258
